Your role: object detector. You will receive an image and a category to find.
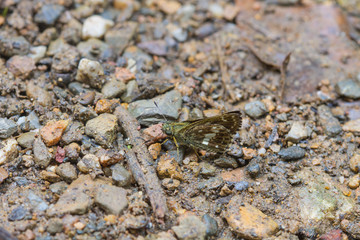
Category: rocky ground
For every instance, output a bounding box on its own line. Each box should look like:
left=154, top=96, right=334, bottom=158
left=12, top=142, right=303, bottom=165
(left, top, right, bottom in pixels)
left=1, top=0, right=360, bottom=239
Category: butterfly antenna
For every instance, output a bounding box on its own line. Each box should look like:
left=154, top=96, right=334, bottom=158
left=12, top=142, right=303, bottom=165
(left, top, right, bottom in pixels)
left=154, top=101, right=168, bottom=122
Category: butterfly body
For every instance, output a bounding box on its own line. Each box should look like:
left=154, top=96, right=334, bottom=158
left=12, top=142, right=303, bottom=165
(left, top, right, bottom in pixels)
left=162, top=111, right=242, bottom=153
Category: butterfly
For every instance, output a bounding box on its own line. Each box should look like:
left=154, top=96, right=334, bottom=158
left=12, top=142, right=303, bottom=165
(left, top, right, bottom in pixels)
left=162, top=111, right=242, bottom=154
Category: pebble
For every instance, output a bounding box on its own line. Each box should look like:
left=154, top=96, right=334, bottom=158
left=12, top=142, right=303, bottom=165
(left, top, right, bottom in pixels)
left=94, top=184, right=128, bottom=215
left=195, top=23, right=216, bottom=38
left=343, top=119, right=360, bottom=133
left=318, top=105, right=342, bottom=137
left=56, top=162, right=78, bottom=183
left=128, top=90, right=182, bottom=126
left=0, top=138, right=18, bottom=165
left=225, top=196, right=279, bottom=239
left=40, top=170, right=61, bottom=183
left=47, top=38, right=70, bottom=56
left=270, top=144, right=281, bottom=153
left=197, top=177, right=224, bottom=191
left=61, top=121, right=84, bottom=145
left=242, top=148, right=257, bottom=160
left=138, top=40, right=168, bottom=56
left=172, top=214, right=207, bottom=240
left=0, top=118, right=17, bottom=138
left=98, top=149, right=124, bottom=167
left=47, top=218, right=63, bottom=234
left=75, top=58, right=105, bottom=89
left=335, top=79, right=360, bottom=99
left=121, top=79, right=140, bottom=103
left=348, top=174, right=360, bottom=189
left=227, top=144, right=243, bottom=158
left=224, top=4, right=240, bottom=21
left=199, top=162, right=217, bottom=177
left=74, top=221, right=86, bottom=230
left=148, top=143, right=162, bottom=160
left=34, top=4, right=64, bottom=25
left=221, top=168, right=245, bottom=182
left=286, top=121, right=308, bottom=142
left=28, top=46, right=47, bottom=63
left=157, top=0, right=181, bottom=14
left=105, top=22, right=138, bottom=54
left=168, top=25, right=187, bottom=42
left=49, top=181, right=68, bottom=195
left=0, top=34, right=30, bottom=57
left=77, top=38, right=111, bottom=60
left=40, top=120, right=69, bottom=146
left=101, top=79, right=127, bottom=98
left=51, top=46, right=80, bottom=73
left=26, top=81, right=52, bottom=107
left=214, top=156, right=238, bottom=168
left=234, top=181, right=250, bottom=191
left=162, top=178, right=180, bottom=190
left=77, top=154, right=103, bottom=178
left=278, top=146, right=306, bottom=161
left=95, top=99, right=113, bottom=114
left=0, top=167, right=9, bottom=184
left=202, top=214, right=218, bottom=237
left=246, top=162, right=260, bottom=178
left=82, top=15, right=114, bottom=39
left=157, top=154, right=183, bottom=180
left=8, top=206, right=28, bottom=221
left=27, top=190, right=49, bottom=212
left=114, top=67, right=136, bottom=83
left=208, top=3, right=224, bottom=18
left=244, top=101, right=268, bottom=118
left=349, top=154, right=360, bottom=173
left=22, top=155, right=34, bottom=168
left=109, top=163, right=132, bottom=187
left=85, top=113, right=118, bottom=147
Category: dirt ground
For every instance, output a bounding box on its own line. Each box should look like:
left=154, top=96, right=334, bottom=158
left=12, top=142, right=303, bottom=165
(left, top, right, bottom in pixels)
left=1, top=0, right=360, bottom=239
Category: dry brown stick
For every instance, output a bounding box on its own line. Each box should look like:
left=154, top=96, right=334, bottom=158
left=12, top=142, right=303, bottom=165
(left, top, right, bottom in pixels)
left=114, top=105, right=167, bottom=220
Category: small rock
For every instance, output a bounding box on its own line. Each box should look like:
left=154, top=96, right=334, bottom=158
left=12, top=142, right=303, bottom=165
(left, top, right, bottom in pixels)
left=197, top=177, right=224, bottom=191
left=27, top=190, right=49, bottom=212
left=6, top=55, right=35, bottom=78
left=278, top=146, right=306, bottom=161
left=343, top=119, right=360, bottom=133
left=234, top=181, right=249, bottom=191
left=34, top=4, right=64, bottom=25
left=157, top=154, right=183, bottom=180
left=318, top=105, right=342, bottom=136
left=47, top=218, right=63, bottom=234
left=85, top=113, right=118, bottom=147
left=74, top=221, right=86, bottom=230
left=40, top=170, right=61, bottom=183
left=0, top=118, right=17, bottom=138
left=202, top=214, right=218, bottom=237
left=121, top=79, right=140, bottom=103
left=34, top=27, right=58, bottom=46
left=0, top=34, right=30, bottom=57
left=49, top=181, right=68, bottom=195
left=94, top=184, right=128, bottom=215
left=17, top=132, right=36, bottom=149
left=61, top=121, right=84, bottom=145
left=114, top=67, right=136, bottom=83
left=76, top=58, right=105, bottom=89
left=22, top=155, right=34, bottom=168
left=64, top=143, right=81, bottom=161
left=247, top=162, right=260, bottom=178
left=82, top=15, right=114, bottom=40
left=195, top=23, right=216, bottom=38
left=221, top=168, right=245, bottom=182
left=349, top=154, right=360, bottom=173
left=138, top=40, right=167, bottom=56
left=335, top=79, right=360, bottom=99
left=245, top=101, right=268, bottom=118
left=214, top=156, right=238, bottom=168
left=40, top=120, right=69, bottom=146
left=224, top=4, right=240, bottom=21
left=33, top=137, right=52, bottom=168
left=225, top=197, right=279, bottom=239
left=286, top=121, right=308, bottom=142
left=95, top=99, right=113, bottom=114
left=105, top=22, right=138, bottom=55
left=168, top=25, right=187, bottom=42
left=0, top=167, right=9, bottom=184
left=101, top=79, right=126, bottom=99
left=110, top=163, right=132, bottom=187
left=172, top=214, right=207, bottom=240
left=77, top=154, right=103, bottom=178
left=162, top=178, right=180, bottom=190
left=318, top=229, right=343, bottom=240
left=348, top=174, right=360, bottom=189
left=209, top=3, right=224, bottom=18
left=56, top=162, right=78, bottom=183
left=8, top=206, right=28, bottom=221
left=226, top=144, right=243, bottom=158
left=28, top=46, right=47, bottom=63
left=148, top=143, right=162, bottom=160
left=26, top=82, right=52, bottom=107
left=199, top=162, right=217, bottom=177
left=242, top=148, right=257, bottom=160
left=157, top=0, right=181, bottom=14
left=98, top=149, right=124, bottom=167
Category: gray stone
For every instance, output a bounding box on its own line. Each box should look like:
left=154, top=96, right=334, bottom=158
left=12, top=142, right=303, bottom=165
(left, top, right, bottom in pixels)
left=82, top=15, right=114, bottom=40
left=56, top=162, right=78, bottom=183
left=122, top=46, right=153, bottom=70
left=75, top=58, right=105, bottom=89
left=27, top=190, right=48, bottom=212
left=234, top=181, right=249, bottom=191
left=47, top=218, right=63, bottom=234
left=128, top=90, right=182, bottom=126
left=172, top=215, right=207, bottom=240
left=110, top=163, right=132, bottom=187
left=26, top=81, right=52, bottom=107
left=318, top=105, right=342, bottom=137
left=246, top=162, right=260, bottom=178
left=61, top=121, right=84, bottom=145
left=77, top=154, right=103, bottom=178
left=244, top=101, right=268, bottom=118
left=0, top=118, right=17, bottom=138
left=335, top=79, right=360, bottom=99
left=85, top=113, right=118, bottom=147
left=278, top=146, right=306, bottom=161
left=94, top=184, right=128, bottom=215
left=286, top=121, right=308, bottom=143
left=0, top=33, right=30, bottom=57
left=121, top=80, right=140, bottom=103
left=138, top=40, right=168, bottom=56
left=27, top=111, right=41, bottom=129
left=202, top=214, right=218, bottom=237
left=77, top=38, right=111, bottom=60
left=199, top=162, right=217, bottom=177
left=47, top=38, right=70, bottom=56
left=105, top=22, right=138, bottom=55
left=101, top=79, right=127, bottom=99
left=8, top=206, right=28, bottom=221
left=33, top=137, right=52, bottom=168
left=34, top=4, right=64, bottom=25
left=214, top=156, right=238, bottom=168
left=17, top=132, right=36, bottom=148
left=49, top=181, right=68, bottom=195
left=75, top=104, right=98, bottom=123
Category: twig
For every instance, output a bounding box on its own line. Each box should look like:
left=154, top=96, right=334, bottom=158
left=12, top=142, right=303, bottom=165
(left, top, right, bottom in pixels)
left=279, top=52, right=292, bottom=101
left=114, top=105, right=168, bottom=220
left=0, top=228, right=16, bottom=240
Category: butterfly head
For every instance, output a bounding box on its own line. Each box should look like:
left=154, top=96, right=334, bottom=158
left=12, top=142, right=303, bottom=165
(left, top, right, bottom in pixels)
left=162, top=122, right=173, bottom=136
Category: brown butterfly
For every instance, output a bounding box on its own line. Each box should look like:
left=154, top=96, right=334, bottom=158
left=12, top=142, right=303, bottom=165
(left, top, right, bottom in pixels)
left=162, top=111, right=242, bottom=153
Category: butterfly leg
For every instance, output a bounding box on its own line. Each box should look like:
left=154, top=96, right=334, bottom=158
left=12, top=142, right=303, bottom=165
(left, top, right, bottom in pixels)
left=172, top=136, right=181, bottom=160
left=192, top=147, right=201, bottom=160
